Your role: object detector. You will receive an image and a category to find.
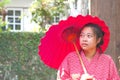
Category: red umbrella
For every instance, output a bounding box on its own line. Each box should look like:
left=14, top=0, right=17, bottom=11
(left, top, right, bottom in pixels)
left=38, top=15, right=110, bottom=69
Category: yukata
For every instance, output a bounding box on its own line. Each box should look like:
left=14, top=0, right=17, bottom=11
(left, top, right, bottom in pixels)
left=57, top=51, right=120, bottom=80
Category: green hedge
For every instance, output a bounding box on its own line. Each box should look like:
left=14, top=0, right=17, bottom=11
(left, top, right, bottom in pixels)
left=0, top=32, right=56, bottom=80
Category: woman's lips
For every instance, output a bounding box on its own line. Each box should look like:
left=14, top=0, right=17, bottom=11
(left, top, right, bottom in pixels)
left=81, top=43, right=88, bottom=46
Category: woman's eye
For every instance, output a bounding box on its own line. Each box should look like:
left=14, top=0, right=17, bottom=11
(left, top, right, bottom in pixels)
left=87, top=35, right=93, bottom=38
left=80, top=34, right=94, bottom=38
left=80, top=34, right=84, bottom=37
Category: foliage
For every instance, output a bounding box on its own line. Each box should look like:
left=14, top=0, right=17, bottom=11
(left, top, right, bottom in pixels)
left=29, top=0, right=68, bottom=27
left=0, top=18, right=6, bottom=32
left=0, top=0, right=10, bottom=8
left=0, top=32, right=57, bottom=80
left=0, top=0, right=11, bottom=32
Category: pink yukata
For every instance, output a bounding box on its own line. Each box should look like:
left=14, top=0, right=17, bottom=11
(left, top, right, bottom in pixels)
left=57, top=51, right=120, bottom=80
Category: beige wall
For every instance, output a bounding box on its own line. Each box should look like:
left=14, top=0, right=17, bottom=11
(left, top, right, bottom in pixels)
left=5, top=0, right=34, bottom=8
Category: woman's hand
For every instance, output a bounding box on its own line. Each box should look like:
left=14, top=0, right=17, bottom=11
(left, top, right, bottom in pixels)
left=80, top=74, right=95, bottom=80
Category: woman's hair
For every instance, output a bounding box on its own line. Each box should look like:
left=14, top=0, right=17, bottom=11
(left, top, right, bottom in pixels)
left=80, top=23, right=104, bottom=52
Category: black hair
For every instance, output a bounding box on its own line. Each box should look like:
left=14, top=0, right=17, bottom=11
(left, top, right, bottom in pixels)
left=80, top=23, right=104, bottom=52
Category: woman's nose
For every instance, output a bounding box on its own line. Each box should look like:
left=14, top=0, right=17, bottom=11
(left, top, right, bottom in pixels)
left=83, top=37, right=87, bottom=41
left=81, top=36, right=88, bottom=42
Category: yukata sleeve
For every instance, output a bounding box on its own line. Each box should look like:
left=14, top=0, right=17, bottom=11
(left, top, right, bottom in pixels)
left=57, top=52, right=81, bottom=80
left=57, top=55, right=72, bottom=80
left=57, top=68, right=71, bottom=80
left=109, top=57, right=120, bottom=80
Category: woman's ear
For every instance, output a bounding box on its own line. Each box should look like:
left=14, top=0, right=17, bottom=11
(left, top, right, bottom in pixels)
left=97, top=38, right=101, bottom=44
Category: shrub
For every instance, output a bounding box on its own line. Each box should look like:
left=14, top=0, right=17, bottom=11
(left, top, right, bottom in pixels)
left=0, top=32, right=56, bottom=80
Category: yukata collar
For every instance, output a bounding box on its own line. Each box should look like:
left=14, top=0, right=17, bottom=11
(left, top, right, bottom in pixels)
left=80, top=50, right=100, bottom=62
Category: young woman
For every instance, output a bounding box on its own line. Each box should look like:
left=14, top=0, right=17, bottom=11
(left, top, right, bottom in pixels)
left=57, top=23, right=120, bottom=80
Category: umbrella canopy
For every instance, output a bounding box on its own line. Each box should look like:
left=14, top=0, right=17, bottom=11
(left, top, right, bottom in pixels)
left=38, top=15, right=110, bottom=69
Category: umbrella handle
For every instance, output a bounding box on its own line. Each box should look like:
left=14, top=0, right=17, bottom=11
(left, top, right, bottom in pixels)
left=73, top=43, right=88, bottom=74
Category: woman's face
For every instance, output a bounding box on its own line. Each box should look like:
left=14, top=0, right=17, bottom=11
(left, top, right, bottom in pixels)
left=79, top=26, right=100, bottom=51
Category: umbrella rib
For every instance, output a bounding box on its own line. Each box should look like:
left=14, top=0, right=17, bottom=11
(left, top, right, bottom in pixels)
left=73, top=43, right=88, bottom=74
